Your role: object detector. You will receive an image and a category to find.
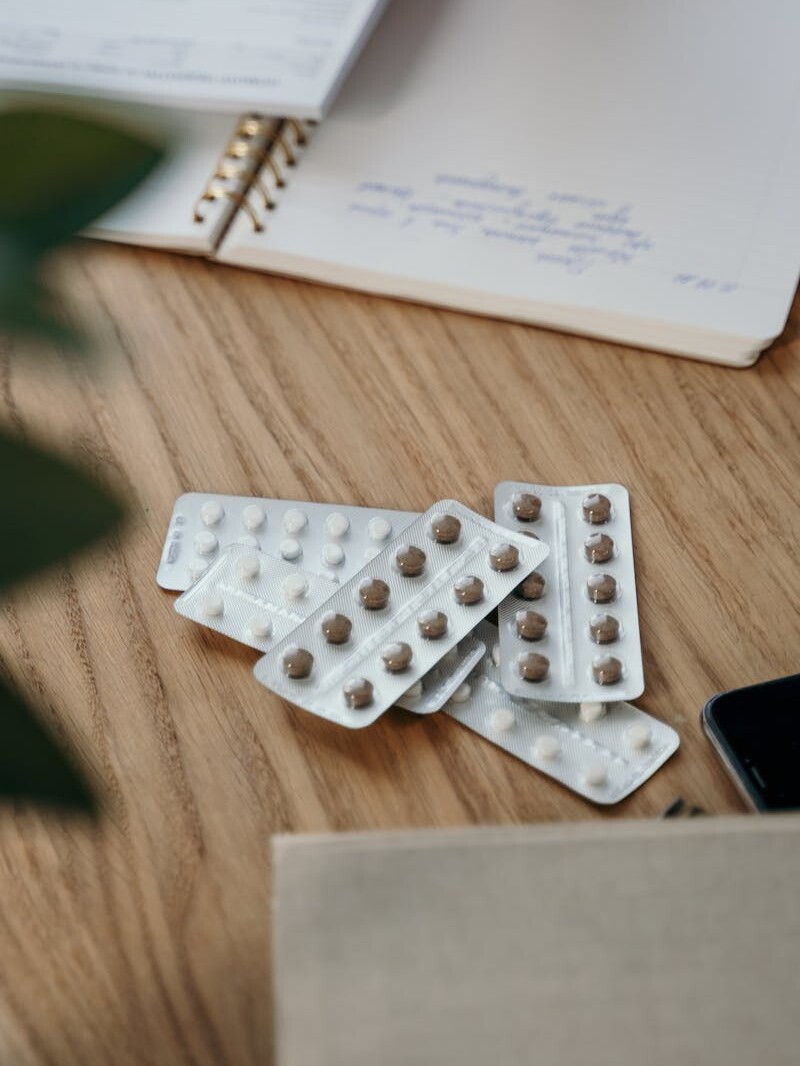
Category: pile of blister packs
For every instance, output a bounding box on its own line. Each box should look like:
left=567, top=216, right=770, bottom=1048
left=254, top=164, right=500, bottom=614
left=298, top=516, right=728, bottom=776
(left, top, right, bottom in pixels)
left=158, top=483, right=678, bottom=804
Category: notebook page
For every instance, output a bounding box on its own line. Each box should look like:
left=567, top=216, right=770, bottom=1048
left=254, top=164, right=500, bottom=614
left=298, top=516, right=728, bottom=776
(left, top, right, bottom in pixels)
left=220, top=0, right=800, bottom=358
left=88, top=112, right=256, bottom=253
left=0, top=0, right=386, bottom=119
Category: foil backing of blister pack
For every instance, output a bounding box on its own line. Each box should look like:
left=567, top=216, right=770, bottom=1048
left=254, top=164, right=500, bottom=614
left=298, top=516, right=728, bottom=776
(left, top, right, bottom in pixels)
left=174, top=546, right=338, bottom=651
left=157, top=492, right=420, bottom=591
left=445, top=624, right=676, bottom=804
left=494, top=481, right=644, bottom=703
left=395, top=636, right=486, bottom=714
left=254, top=500, right=550, bottom=728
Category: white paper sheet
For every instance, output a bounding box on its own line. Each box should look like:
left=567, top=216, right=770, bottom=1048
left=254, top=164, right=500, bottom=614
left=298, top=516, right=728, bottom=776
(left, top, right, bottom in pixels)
left=0, top=0, right=387, bottom=118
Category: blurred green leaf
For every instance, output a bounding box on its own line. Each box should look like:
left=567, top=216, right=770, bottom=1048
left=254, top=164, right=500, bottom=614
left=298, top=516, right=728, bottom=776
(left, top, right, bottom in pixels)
left=0, top=105, right=164, bottom=814
left=0, top=430, right=125, bottom=589
left=0, top=676, right=96, bottom=812
left=0, top=108, right=163, bottom=253
left=0, top=268, right=84, bottom=351
left=0, top=107, right=163, bottom=346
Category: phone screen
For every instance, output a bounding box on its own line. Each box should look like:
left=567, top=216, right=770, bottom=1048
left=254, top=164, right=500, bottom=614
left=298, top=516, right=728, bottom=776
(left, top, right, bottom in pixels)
left=705, top=674, right=800, bottom=809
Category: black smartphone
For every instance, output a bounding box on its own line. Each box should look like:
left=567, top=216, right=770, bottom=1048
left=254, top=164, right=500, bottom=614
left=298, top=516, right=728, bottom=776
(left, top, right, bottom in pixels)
left=702, top=673, right=800, bottom=811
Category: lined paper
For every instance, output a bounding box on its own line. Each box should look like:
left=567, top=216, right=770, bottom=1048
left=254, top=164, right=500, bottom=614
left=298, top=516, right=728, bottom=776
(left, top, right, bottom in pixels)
left=221, top=0, right=800, bottom=360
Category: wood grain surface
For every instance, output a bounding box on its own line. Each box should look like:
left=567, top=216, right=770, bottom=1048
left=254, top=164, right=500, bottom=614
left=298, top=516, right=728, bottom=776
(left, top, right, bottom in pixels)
left=1, top=242, right=798, bottom=1065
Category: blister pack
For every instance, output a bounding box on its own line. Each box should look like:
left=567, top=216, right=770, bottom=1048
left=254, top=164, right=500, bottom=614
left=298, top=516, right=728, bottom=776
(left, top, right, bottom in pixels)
left=157, top=492, right=419, bottom=591
left=253, top=501, right=550, bottom=728
left=173, top=543, right=480, bottom=717
left=445, top=624, right=677, bottom=805
left=494, top=481, right=644, bottom=703
left=174, top=545, right=339, bottom=651
left=395, top=635, right=486, bottom=714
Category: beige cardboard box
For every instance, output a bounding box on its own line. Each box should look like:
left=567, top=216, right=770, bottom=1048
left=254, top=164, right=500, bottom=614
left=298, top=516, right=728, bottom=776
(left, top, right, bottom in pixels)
left=274, top=815, right=800, bottom=1066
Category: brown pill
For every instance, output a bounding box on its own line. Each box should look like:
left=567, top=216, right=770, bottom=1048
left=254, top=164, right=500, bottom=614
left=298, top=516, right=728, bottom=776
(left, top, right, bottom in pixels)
left=395, top=544, right=426, bottom=576
left=584, top=532, right=614, bottom=563
left=453, top=575, right=484, bottom=605
left=430, top=513, right=461, bottom=544
left=516, top=571, right=546, bottom=600
left=515, top=609, right=548, bottom=641
left=359, top=576, right=390, bottom=609
left=592, top=654, right=623, bottom=685
left=282, top=646, right=313, bottom=679
left=320, top=611, right=352, bottom=644
left=381, top=641, right=413, bottom=673
left=582, top=493, right=612, bottom=524
left=517, top=651, right=550, bottom=682
left=489, top=542, right=520, bottom=572
left=589, top=612, right=620, bottom=644
left=417, top=609, right=448, bottom=639
left=511, top=492, right=542, bottom=522
left=343, top=677, right=374, bottom=709
left=587, top=573, right=617, bottom=603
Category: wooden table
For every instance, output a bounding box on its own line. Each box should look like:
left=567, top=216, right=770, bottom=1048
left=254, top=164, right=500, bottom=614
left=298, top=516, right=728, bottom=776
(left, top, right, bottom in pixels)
left=1, top=243, right=798, bottom=1064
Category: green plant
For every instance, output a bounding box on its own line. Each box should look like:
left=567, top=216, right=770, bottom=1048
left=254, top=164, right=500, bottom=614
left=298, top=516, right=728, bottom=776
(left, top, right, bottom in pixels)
left=0, top=106, right=162, bottom=812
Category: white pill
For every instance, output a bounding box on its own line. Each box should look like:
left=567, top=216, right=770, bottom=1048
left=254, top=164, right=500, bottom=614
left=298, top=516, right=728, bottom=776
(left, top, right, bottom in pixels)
left=368, top=516, right=392, bottom=541
left=489, top=707, right=516, bottom=732
left=237, top=534, right=259, bottom=548
left=579, top=701, right=607, bottom=723
left=321, top=542, right=345, bottom=567
left=188, top=557, right=210, bottom=581
left=193, top=530, right=218, bottom=555
left=583, top=762, right=608, bottom=787
left=363, top=546, right=381, bottom=562
left=282, top=573, right=308, bottom=599
left=321, top=570, right=340, bottom=584
left=202, top=594, right=224, bottom=618
left=325, top=512, right=350, bottom=538
left=242, top=504, right=266, bottom=530
left=625, top=723, right=653, bottom=750
left=283, top=508, right=307, bottom=534
left=404, top=680, right=424, bottom=700
left=491, top=643, right=501, bottom=668
left=248, top=616, right=272, bottom=640
left=200, top=500, right=224, bottom=526
left=533, top=734, right=560, bottom=760
left=237, top=553, right=261, bottom=581
left=449, top=682, right=471, bottom=704
left=280, top=538, right=302, bottom=561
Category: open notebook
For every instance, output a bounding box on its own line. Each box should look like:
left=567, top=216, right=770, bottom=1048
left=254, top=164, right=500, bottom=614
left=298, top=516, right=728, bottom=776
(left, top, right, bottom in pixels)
left=92, top=0, right=800, bottom=365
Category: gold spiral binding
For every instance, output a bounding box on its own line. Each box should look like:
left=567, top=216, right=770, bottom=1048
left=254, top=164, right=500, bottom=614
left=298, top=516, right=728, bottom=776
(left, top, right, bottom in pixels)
left=193, top=115, right=312, bottom=234
left=272, top=130, right=297, bottom=168
left=194, top=183, right=263, bottom=232
left=193, top=114, right=276, bottom=228
left=287, top=119, right=307, bottom=145
left=258, top=119, right=312, bottom=195
left=263, top=155, right=286, bottom=188
left=236, top=114, right=265, bottom=139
